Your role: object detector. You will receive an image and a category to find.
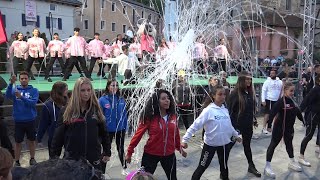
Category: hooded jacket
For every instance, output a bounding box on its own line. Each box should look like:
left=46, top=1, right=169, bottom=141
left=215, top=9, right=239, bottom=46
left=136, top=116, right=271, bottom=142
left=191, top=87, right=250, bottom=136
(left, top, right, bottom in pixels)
left=5, top=84, right=39, bottom=122
left=127, top=114, right=181, bottom=158
left=261, top=77, right=283, bottom=102
left=300, top=85, right=320, bottom=114
left=182, top=103, right=238, bottom=146
left=99, top=94, right=128, bottom=132
left=51, top=107, right=111, bottom=163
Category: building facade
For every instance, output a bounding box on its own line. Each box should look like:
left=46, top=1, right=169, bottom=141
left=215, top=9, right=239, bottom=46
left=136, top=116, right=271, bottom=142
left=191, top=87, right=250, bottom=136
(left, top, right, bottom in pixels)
left=74, top=0, right=162, bottom=42
left=164, top=0, right=178, bottom=41
left=0, top=0, right=82, bottom=41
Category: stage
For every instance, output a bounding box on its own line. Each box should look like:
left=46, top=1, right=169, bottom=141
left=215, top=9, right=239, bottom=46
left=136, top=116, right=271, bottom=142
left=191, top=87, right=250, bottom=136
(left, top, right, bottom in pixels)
left=0, top=73, right=267, bottom=93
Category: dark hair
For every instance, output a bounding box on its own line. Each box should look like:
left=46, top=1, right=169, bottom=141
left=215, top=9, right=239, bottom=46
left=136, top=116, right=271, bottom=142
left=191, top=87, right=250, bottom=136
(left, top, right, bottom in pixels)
left=122, top=44, right=129, bottom=52
left=94, top=32, right=100, bottom=36
left=74, top=27, right=80, bottom=32
left=270, top=68, right=277, bottom=74
left=53, top=33, right=59, bottom=36
left=15, top=32, right=23, bottom=40
left=141, top=89, right=176, bottom=122
left=202, top=85, right=225, bottom=109
left=104, top=79, right=120, bottom=96
left=51, top=82, right=68, bottom=106
left=315, top=75, right=320, bottom=85
left=234, top=71, right=254, bottom=114
left=105, top=38, right=109, bottom=41
left=115, top=34, right=122, bottom=44
left=315, top=64, right=320, bottom=69
left=19, top=71, right=29, bottom=78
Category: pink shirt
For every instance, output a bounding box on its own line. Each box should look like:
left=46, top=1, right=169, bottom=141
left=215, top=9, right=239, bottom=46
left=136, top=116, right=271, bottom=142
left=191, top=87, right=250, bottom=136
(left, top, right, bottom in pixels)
left=27, top=37, right=46, bottom=58
left=64, top=48, right=71, bottom=59
left=157, top=46, right=169, bottom=61
left=8, top=40, right=28, bottom=59
left=214, top=44, right=228, bottom=60
left=47, top=40, right=64, bottom=58
left=129, top=42, right=142, bottom=58
left=65, top=36, right=88, bottom=57
left=88, top=39, right=105, bottom=58
left=193, top=42, right=208, bottom=59
left=112, top=40, right=126, bottom=57
left=167, top=41, right=176, bottom=49
left=140, top=34, right=155, bottom=53
left=102, top=45, right=113, bottom=59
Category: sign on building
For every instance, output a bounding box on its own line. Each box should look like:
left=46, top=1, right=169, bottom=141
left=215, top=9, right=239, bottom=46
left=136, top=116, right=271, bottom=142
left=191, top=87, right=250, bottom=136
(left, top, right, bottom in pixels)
left=25, top=0, right=37, bottom=22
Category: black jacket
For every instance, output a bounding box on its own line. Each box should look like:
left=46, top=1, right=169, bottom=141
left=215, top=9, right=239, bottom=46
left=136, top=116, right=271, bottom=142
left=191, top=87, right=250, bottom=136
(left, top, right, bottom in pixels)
left=268, top=97, right=303, bottom=131
left=172, top=79, right=191, bottom=106
left=227, top=90, right=255, bottom=130
left=300, top=85, right=320, bottom=114
left=51, top=107, right=111, bottom=163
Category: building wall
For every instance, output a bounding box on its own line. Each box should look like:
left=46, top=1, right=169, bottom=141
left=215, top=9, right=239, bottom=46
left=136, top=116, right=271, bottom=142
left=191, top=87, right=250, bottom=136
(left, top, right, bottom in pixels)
left=0, top=0, right=78, bottom=40
left=74, top=0, right=162, bottom=42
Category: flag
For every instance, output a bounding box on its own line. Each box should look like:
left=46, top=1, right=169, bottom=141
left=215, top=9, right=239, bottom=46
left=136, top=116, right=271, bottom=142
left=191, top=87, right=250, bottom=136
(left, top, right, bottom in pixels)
left=0, top=11, right=7, bottom=44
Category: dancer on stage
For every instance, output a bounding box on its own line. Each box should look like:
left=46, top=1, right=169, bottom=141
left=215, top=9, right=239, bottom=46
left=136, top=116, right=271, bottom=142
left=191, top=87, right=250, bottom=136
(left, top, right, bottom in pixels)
left=101, top=39, right=113, bottom=78
left=63, top=28, right=91, bottom=81
left=156, top=38, right=169, bottom=61
left=64, top=45, right=84, bottom=78
left=182, top=85, right=241, bottom=180
left=7, top=32, right=28, bottom=76
left=193, top=36, right=208, bottom=75
left=44, top=33, right=65, bottom=82
left=298, top=75, right=320, bottom=165
left=214, top=38, right=229, bottom=72
left=129, top=35, right=142, bottom=62
left=126, top=89, right=187, bottom=180
left=26, top=28, right=46, bottom=80
left=137, top=19, right=156, bottom=61
left=88, top=33, right=105, bottom=77
left=227, top=71, right=261, bottom=177
left=264, top=82, right=304, bottom=178
left=112, top=34, right=126, bottom=57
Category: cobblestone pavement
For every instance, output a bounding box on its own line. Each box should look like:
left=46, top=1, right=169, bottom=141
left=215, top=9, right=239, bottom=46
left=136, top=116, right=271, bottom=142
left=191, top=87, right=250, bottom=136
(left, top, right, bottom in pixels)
left=14, top=117, right=320, bottom=180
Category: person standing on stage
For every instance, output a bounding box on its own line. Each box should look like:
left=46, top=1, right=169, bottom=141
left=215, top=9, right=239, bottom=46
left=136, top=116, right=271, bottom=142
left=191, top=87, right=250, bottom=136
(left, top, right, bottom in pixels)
left=214, top=38, right=229, bottom=72
left=5, top=72, right=39, bottom=167
left=261, top=69, right=283, bottom=135
left=7, top=32, right=29, bottom=76
left=44, top=33, right=65, bottom=82
left=193, top=36, right=208, bottom=74
left=102, top=39, right=113, bottom=78
left=26, top=28, right=46, bottom=80
left=63, top=28, right=91, bottom=81
left=112, top=34, right=126, bottom=57
left=88, top=33, right=105, bottom=78
left=227, top=71, right=261, bottom=177
left=129, top=36, right=142, bottom=62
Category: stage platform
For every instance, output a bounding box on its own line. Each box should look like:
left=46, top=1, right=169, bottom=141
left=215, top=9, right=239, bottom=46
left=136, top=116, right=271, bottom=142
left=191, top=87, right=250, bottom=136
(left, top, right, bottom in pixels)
left=0, top=73, right=267, bottom=93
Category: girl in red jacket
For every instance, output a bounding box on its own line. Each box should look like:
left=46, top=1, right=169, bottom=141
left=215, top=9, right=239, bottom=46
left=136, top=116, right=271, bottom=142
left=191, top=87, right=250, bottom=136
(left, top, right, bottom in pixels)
left=125, top=89, right=187, bottom=180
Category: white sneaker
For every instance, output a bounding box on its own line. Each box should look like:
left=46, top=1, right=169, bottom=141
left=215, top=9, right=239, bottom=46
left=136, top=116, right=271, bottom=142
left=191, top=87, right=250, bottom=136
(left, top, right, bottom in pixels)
left=298, top=157, right=311, bottom=167
left=262, top=128, right=270, bottom=135
left=121, top=168, right=130, bottom=176
left=252, top=134, right=260, bottom=139
left=288, top=161, right=302, bottom=172
left=315, top=146, right=320, bottom=153
left=200, top=142, right=204, bottom=149
left=264, top=166, right=276, bottom=179
left=102, top=173, right=111, bottom=180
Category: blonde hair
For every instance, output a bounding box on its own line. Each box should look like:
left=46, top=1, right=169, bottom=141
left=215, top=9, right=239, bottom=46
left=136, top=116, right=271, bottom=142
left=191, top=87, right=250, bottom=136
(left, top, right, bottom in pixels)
left=63, top=78, right=104, bottom=123
left=0, top=148, right=13, bottom=178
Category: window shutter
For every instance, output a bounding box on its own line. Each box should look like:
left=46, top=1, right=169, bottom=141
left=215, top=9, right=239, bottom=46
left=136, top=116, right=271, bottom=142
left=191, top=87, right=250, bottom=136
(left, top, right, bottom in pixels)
left=58, top=18, right=62, bottom=30
left=2, top=15, right=5, bottom=28
left=46, top=16, right=50, bottom=28
left=22, top=14, right=26, bottom=26
left=36, top=15, right=40, bottom=27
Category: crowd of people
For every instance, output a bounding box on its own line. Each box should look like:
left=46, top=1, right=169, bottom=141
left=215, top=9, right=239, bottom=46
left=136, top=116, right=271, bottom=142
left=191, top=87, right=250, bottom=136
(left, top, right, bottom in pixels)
left=0, top=61, right=319, bottom=180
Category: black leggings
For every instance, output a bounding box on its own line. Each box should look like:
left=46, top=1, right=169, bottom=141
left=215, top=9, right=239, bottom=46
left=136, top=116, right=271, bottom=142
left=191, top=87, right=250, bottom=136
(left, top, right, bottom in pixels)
left=109, top=130, right=126, bottom=168
left=230, top=127, right=253, bottom=164
left=192, top=143, right=231, bottom=180
left=300, top=112, right=320, bottom=155
left=178, top=106, right=192, bottom=130
left=141, top=152, right=177, bottom=180
left=267, top=127, right=294, bottom=162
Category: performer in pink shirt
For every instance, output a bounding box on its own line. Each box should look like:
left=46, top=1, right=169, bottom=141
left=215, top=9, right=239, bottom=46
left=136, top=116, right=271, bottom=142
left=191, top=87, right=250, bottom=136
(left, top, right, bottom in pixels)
left=44, top=33, right=65, bottom=82
left=214, top=38, right=229, bottom=72
left=129, top=36, right=142, bottom=61
left=62, top=27, right=91, bottom=81
left=64, top=44, right=84, bottom=78
left=88, top=33, right=105, bottom=77
left=26, top=28, right=47, bottom=80
left=193, top=35, right=208, bottom=74
left=7, top=32, right=29, bottom=76
left=156, top=38, right=169, bottom=61
left=112, top=34, right=126, bottom=57
left=102, top=39, right=113, bottom=78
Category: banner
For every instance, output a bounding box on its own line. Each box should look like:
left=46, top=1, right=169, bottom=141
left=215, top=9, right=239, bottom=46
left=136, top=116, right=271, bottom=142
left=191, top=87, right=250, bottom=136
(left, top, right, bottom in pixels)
left=25, top=0, right=37, bottom=22
left=0, top=11, right=7, bottom=44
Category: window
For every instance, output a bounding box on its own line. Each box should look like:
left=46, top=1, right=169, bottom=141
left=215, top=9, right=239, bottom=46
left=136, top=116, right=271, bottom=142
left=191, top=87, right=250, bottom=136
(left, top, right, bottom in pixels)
left=247, top=37, right=260, bottom=54
left=49, top=4, right=57, bottom=11
left=112, top=2, right=116, bottom=12
left=133, top=9, right=136, bottom=22
left=168, top=23, right=171, bottom=32
left=123, top=6, right=126, bottom=14
left=142, top=11, right=144, bottom=18
left=51, top=17, right=58, bottom=29
left=123, top=24, right=126, bottom=33
left=84, top=0, right=88, bottom=8
left=1, top=14, right=5, bottom=28
left=26, top=21, right=36, bottom=26
left=174, top=22, right=177, bottom=31
left=101, top=20, right=106, bottom=30
left=280, top=36, right=288, bottom=50
left=285, top=0, right=291, bottom=10
left=111, top=22, right=116, bottom=32
left=84, top=20, right=89, bottom=30
left=101, top=0, right=105, bottom=9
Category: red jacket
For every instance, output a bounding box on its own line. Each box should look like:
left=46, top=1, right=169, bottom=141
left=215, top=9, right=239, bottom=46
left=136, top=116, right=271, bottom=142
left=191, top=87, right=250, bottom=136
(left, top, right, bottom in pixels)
left=127, top=114, right=182, bottom=157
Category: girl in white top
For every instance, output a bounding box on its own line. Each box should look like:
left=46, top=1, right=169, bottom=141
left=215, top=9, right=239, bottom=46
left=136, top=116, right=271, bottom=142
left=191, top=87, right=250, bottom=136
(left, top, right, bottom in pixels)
left=182, top=85, right=241, bottom=180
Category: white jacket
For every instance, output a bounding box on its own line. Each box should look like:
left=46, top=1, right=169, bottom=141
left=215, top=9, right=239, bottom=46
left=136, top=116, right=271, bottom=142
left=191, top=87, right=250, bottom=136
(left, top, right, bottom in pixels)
left=103, top=54, right=128, bottom=76
left=182, top=103, right=238, bottom=147
left=261, top=77, right=283, bottom=102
